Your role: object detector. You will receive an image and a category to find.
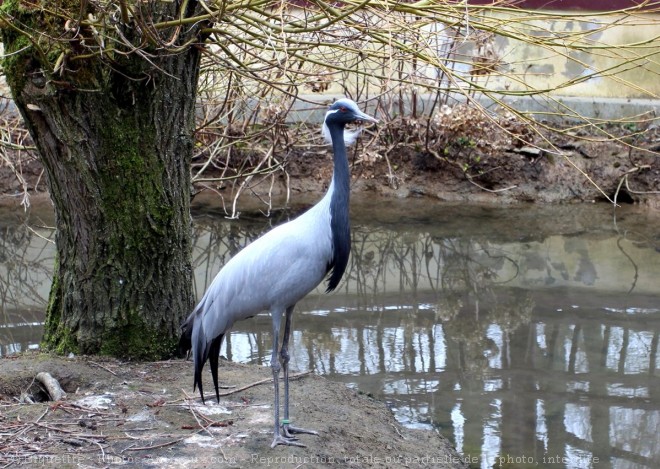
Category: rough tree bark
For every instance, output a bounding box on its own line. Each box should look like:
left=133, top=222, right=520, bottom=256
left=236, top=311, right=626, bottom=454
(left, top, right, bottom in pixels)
left=1, top=2, right=207, bottom=358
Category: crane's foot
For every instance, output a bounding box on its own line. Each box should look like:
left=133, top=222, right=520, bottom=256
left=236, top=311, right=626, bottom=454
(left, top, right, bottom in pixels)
left=270, top=434, right=306, bottom=448
left=282, top=424, right=319, bottom=439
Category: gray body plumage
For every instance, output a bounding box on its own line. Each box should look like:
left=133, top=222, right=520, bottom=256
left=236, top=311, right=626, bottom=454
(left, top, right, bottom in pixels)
left=179, top=98, right=377, bottom=447
left=193, top=191, right=333, bottom=346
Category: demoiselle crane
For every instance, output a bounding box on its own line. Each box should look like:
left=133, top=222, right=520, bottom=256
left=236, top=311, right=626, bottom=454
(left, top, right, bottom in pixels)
left=179, top=99, right=378, bottom=448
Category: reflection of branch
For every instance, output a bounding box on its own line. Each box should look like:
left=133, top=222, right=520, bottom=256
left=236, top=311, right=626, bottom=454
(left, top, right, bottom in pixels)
left=481, top=248, right=520, bottom=285
left=616, top=237, right=639, bottom=294
left=0, top=222, right=56, bottom=354
left=349, top=223, right=524, bottom=310
left=26, top=225, right=55, bottom=245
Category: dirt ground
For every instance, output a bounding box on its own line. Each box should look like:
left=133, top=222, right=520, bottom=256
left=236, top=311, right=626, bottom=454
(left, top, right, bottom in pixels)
left=0, top=352, right=467, bottom=468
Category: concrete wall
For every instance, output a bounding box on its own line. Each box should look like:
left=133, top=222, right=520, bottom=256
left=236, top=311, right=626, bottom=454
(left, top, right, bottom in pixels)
left=482, top=12, right=660, bottom=99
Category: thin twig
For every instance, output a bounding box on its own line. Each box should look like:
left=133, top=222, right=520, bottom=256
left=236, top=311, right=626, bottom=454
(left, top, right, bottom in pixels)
left=122, top=438, right=184, bottom=452
left=88, top=361, right=119, bottom=376
left=217, top=370, right=312, bottom=397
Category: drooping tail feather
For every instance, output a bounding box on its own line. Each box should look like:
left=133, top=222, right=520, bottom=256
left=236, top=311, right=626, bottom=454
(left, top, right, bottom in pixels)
left=178, top=308, right=225, bottom=404
left=193, top=318, right=207, bottom=403
left=208, top=335, right=224, bottom=403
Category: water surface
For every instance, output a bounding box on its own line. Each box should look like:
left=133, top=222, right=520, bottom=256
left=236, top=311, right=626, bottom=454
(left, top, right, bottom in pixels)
left=1, top=199, right=659, bottom=468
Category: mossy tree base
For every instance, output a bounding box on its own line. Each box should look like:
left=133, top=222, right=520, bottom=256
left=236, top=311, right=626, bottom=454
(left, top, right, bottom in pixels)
left=1, top=2, right=207, bottom=359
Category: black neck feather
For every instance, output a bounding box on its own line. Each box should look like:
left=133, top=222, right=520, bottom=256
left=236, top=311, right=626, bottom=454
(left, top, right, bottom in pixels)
left=325, top=123, right=351, bottom=292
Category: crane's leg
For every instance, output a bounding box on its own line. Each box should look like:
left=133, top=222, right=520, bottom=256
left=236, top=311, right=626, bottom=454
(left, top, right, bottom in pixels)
left=270, top=309, right=305, bottom=448
left=280, top=306, right=319, bottom=440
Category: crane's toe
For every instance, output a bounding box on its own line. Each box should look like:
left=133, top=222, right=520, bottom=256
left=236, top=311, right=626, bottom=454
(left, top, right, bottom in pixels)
left=270, top=434, right=307, bottom=448
left=282, top=424, right=319, bottom=439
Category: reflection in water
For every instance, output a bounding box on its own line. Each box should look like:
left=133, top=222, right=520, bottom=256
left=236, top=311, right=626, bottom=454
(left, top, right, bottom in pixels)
left=1, top=202, right=659, bottom=468
left=0, top=217, right=54, bottom=355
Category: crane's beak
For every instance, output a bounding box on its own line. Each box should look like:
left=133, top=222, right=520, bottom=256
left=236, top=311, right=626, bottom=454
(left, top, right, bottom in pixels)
left=354, top=110, right=379, bottom=125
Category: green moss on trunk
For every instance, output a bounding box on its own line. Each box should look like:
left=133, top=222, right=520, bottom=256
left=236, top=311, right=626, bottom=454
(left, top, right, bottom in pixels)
left=99, top=310, right=179, bottom=360
left=41, top=257, right=75, bottom=354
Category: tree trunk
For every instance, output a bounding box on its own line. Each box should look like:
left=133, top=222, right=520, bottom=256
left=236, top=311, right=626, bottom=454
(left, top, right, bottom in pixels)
left=1, top=3, right=205, bottom=358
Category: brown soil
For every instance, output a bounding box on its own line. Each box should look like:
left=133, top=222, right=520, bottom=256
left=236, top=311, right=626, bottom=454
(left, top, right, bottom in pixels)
left=0, top=352, right=466, bottom=468
left=279, top=128, right=660, bottom=209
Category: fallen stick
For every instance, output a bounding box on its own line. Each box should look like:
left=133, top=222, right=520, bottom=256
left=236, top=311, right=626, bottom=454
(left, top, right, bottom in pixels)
left=217, top=370, right=313, bottom=397
left=36, top=372, right=66, bottom=401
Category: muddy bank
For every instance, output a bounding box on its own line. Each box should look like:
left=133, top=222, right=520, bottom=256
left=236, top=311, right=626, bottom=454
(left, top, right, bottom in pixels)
left=1, top=122, right=658, bottom=211
left=279, top=133, right=659, bottom=210
left=0, top=353, right=466, bottom=468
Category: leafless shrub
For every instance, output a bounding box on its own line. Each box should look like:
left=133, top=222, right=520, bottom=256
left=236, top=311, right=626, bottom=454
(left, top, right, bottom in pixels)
left=427, top=104, right=533, bottom=159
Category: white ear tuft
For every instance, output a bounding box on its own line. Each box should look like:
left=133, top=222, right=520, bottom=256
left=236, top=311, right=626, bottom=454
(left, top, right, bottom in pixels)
left=344, top=128, right=362, bottom=147
left=322, top=124, right=362, bottom=146
left=322, top=121, right=332, bottom=144
left=322, top=106, right=364, bottom=146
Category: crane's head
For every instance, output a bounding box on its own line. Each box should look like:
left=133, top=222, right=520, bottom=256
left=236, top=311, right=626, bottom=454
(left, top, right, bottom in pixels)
left=322, top=98, right=378, bottom=146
